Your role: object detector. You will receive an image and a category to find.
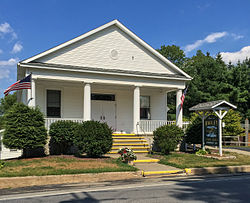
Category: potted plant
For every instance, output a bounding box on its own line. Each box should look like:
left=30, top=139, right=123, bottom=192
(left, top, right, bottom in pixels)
left=118, top=147, right=137, bottom=164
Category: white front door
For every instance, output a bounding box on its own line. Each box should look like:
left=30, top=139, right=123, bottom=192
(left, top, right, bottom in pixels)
left=91, top=100, right=116, bottom=130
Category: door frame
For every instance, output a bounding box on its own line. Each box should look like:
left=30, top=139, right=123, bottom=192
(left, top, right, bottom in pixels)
left=91, top=93, right=117, bottom=130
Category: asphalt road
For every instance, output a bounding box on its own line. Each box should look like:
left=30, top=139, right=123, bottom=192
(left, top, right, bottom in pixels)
left=1, top=174, right=250, bottom=203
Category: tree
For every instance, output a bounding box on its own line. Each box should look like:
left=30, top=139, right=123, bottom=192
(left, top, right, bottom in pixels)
left=223, top=109, right=244, bottom=137
left=157, top=45, right=186, bottom=67
left=3, top=103, right=47, bottom=157
left=0, top=93, right=17, bottom=129
left=157, top=45, right=187, bottom=120
left=157, top=44, right=249, bottom=119
left=182, top=50, right=231, bottom=117
left=227, top=59, right=250, bottom=119
left=185, top=113, right=202, bottom=144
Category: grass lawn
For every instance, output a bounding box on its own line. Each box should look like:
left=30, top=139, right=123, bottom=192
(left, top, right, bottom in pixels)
left=150, top=152, right=250, bottom=169
left=0, top=155, right=137, bottom=177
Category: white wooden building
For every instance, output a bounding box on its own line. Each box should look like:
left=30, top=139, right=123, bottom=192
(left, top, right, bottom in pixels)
left=0, top=130, right=22, bottom=160
left=17, top=20, right=191, bottom=134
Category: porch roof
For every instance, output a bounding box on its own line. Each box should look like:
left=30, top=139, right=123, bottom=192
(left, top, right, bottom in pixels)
left=20, top=62, right=191, bottom=81
left=189, top=100, right=237, bottom=111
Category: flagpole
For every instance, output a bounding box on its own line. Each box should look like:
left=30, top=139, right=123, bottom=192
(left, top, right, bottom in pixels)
left=27, top=73, right=32, bottom=106
left=30, top=73, right=32, bottom=103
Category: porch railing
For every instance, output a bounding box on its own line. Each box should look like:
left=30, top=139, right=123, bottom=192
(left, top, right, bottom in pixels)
left=139, top=120, right=175, bottom=133
left=45, top=118, right=190, bottom=132
left=45, top=118, right=84, bottom=130
left=139, top=120, right=190, bottom=133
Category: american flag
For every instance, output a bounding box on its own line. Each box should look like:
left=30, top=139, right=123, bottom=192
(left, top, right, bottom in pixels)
left=4, top=74, right=31, bottom=96
left=180, top=86, right=188, bottom=109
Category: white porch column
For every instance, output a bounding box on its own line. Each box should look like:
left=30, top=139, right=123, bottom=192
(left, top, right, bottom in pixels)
left=28, top=79, right=35, bottom=107
left=83, top=83, right=91, bottom=121
left=133, top=86, right=140, bottom=133
left=21, top=89, right=27, bottom=104
left=176, top=89, right=183, bottom=128
left=165, top=92, right=169, bottom=120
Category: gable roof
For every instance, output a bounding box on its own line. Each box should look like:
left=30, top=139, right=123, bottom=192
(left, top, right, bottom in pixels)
left=21, top=20, right=191, bottom=79
left=189, top=100, right=237, bottom=111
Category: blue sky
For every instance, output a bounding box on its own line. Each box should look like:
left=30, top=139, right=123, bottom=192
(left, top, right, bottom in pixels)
left=0, top=0, right=250, bottom=97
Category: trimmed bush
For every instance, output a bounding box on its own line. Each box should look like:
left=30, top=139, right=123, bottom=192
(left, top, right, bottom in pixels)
left=153, top=124, right=184, bottom=155
left=74, top=120, right=113, bottom=157
left=49, top=120, right=80, bottom=154
left=185, top=115, right=202, bottom=144
left=0, top=93, right=17, bottom=130
left=3, top=103, right=47, bottom=157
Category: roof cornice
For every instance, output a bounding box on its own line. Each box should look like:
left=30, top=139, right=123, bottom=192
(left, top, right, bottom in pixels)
left=19, top=62, right=191, bottom=81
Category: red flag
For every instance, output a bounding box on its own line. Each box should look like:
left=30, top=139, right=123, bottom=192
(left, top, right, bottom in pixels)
left=180, top=86, right=188, bottom=109
left=4, top=74, right=31, bottom=96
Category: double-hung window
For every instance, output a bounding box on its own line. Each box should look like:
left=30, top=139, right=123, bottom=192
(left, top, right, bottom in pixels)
left=47, top=90, right=61, bottom=118
left=140, top=96, right=150, bottom=120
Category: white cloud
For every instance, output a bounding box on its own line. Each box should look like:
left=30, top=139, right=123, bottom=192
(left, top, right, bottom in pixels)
left=204, top=32, right=227, bottom=43
left=0, top=22, right=17, bottom=39
left=11, top=42, right=23, bottom=53
left=221, top=46, right=250, bottom=64
left=0, top=58, right=18, bottom=80
left=184, top=31, right=228, bottom=53
left=0, top=22, right=12, bottom=33
left=0, top=58, right=19, bottom=66
left=231, top=33, right=244, bottom=40
left=0, top=69, right=10, bottom=79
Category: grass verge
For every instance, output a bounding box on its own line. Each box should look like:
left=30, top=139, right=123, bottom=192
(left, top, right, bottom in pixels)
left=0, top=156, right=137, bottom=177
left=150, top=152, right=250, bottom=169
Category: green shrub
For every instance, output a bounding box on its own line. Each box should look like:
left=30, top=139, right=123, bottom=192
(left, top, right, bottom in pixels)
left=3, top=103, right=47, bottom=157
left=0, top=93, right=17, bottom=129
left=223, top=109, right=244, bottom=137
left=73, top=120, right=113, bottom=157
left=153, top=124, right=184, bottom=155
left=49, top=120, right=80, bottom=154
left=0, top=160, right=5, bottom=169
left=185, top=114, right=202, bottom=144
left=195, top=149, right=208, bottom=155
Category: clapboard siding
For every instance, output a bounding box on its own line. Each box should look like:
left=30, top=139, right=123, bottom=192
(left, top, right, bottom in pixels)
left=0, top=130, right=22, bottom=160
left=37, top=25, right=176, bottom=74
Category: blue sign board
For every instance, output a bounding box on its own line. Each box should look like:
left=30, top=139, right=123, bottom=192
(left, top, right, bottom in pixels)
left=205, top=115, right=219, bottom=146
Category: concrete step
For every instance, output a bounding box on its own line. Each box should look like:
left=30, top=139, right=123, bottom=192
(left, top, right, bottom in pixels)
left=112, top=136, right=145, bottom=139
left=133, top=159, right=159, bottom=163
left=112, top=133, right=136, bottom=136
left=113, top=140, right=147, bottom=143
left=110, top=133, right=150, bottom=155
left=141, top=169, right=185, bottom=177
left=113, top=143, right=149, bottom=146
left=110, top=147, right=149, bottom=152
left=111, top=146, right=150, bottom=150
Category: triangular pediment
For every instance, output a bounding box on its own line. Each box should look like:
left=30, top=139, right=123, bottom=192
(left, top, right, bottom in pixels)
left=22, top=20, right=191, bottom=78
